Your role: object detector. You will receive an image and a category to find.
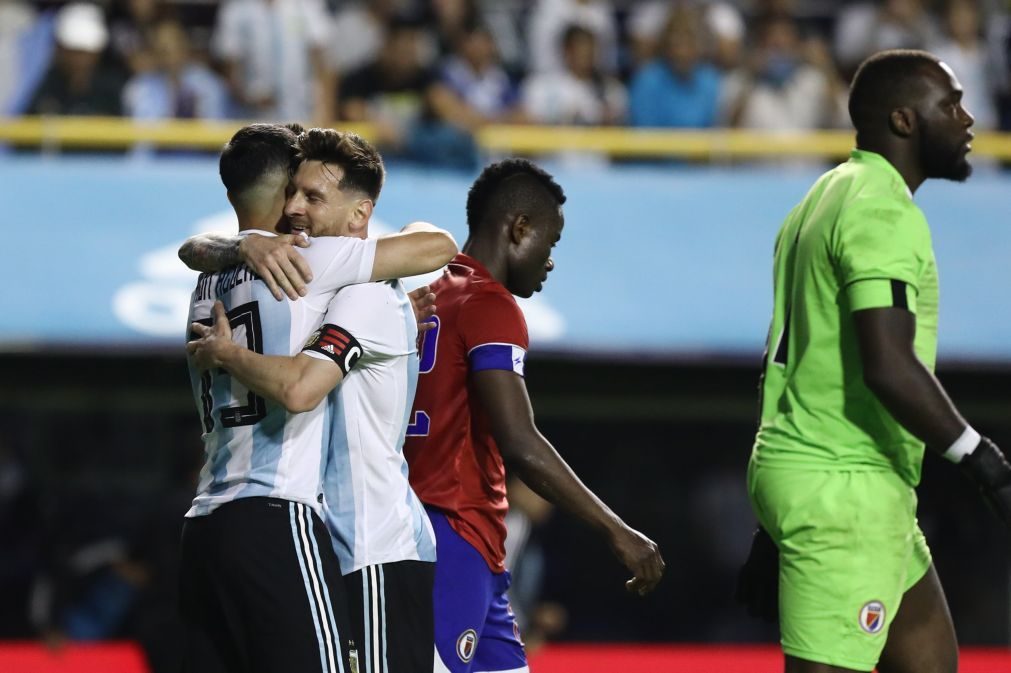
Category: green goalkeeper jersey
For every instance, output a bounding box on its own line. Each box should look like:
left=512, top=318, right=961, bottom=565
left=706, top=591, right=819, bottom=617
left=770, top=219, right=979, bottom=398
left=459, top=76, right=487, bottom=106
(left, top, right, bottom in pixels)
left=753, top=149, right=939, bottom=487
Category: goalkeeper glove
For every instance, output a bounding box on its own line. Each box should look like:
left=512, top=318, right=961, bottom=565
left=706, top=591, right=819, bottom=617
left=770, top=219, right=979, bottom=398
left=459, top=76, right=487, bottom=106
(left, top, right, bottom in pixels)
left=960, top=436, right=1011, bottom=531
left=734, top=527, right=779, bottom=623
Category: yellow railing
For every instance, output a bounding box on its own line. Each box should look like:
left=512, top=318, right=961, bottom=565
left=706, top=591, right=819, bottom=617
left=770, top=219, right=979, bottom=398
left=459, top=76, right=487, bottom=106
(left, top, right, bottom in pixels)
left=4, top=116, right=1011, bottom=160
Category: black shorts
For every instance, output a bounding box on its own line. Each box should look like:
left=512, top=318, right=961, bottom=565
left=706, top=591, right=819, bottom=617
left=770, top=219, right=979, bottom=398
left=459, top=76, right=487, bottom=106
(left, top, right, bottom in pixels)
left=346, top=560, right=435, bottom=673
left=179, top=497, right=355, bottom=673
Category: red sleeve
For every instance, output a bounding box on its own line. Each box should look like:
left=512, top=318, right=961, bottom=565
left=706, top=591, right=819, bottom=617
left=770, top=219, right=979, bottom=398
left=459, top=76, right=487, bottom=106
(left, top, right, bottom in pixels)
left=458, top=290, right=529, bottom=353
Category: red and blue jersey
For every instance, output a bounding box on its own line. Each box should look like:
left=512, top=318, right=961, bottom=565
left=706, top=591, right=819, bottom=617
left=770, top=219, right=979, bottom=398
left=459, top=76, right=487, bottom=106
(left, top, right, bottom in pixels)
left=403, top=254, right=528, bottom=572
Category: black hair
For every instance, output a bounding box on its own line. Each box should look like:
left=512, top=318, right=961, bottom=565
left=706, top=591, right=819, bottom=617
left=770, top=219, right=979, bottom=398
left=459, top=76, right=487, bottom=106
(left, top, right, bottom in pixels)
left=561, top=23, right=596, bottom=50
left=219, top=123, right=298, bottom=196
left=466, top=159, right=566, bottom=234
left=292, top=128, right=385, bottom=202
left=849, top=49, right=943, bottom=134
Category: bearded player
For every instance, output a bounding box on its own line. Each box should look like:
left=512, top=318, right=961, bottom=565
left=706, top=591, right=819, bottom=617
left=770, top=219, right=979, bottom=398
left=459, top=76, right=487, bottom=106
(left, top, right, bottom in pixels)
left=740, top=50, right=1011, bottom=673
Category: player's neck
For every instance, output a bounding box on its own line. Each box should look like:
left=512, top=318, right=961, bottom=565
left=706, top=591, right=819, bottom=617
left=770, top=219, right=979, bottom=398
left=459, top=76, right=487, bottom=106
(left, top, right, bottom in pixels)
left=462, top=237, right=508, bottom=285
left=856, top=139, right=925, bottom=194
left=235, top=206, right=283, bottom=234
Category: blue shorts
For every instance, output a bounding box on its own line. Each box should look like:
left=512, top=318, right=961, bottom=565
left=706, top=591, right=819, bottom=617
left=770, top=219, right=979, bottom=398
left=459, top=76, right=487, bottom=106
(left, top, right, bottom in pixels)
left=428, top=507, right=528, bottom=673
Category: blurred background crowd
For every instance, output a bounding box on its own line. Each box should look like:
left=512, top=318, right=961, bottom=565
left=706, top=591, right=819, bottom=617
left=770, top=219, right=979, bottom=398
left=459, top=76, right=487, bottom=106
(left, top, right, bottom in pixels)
left=4, top=0, right=1011, bottom=164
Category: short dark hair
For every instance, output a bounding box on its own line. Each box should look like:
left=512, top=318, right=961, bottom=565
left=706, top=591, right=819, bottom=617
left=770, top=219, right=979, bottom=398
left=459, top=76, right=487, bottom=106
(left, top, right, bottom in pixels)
left=292, top=128, right=385, bottom=202
left=466, top=159, right=567, bottom=234
left=849, top=49, right=942, bottom=134
left=561, top=23, right=595, bottom=50
left=219, top=123, right=298, bottom=196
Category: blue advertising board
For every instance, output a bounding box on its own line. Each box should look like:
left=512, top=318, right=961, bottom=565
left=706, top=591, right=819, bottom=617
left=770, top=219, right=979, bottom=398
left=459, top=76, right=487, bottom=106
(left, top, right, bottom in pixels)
left=2, top=156, right=1008, bottom=361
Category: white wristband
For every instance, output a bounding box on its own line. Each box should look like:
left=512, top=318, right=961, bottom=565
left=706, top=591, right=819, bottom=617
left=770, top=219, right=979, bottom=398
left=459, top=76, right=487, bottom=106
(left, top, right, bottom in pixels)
left=943, top=426, right=981, bottom=463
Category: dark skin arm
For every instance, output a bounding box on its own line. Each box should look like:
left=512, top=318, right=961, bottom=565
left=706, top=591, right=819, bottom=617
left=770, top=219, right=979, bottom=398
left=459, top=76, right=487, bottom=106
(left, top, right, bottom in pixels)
left=853, top=306, right=967, bottom=450
left=472, top=369, right=665, bottom=595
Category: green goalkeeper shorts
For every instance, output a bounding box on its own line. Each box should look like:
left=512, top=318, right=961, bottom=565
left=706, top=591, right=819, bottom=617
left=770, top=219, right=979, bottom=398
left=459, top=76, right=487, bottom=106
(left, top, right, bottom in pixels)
left=747, top=460, right=932, bottom=671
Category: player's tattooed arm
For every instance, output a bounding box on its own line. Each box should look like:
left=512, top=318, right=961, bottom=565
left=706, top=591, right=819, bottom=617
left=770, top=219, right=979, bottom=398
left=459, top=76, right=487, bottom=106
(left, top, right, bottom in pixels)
left=178, top=233, right=313, bottom=301
left=472, top=370, right=666, bottom=595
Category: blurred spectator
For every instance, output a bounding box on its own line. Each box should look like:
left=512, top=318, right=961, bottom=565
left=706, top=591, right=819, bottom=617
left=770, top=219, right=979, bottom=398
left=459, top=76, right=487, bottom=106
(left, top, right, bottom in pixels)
left=475, top=0, right=526, bottom=73
left=108, top=0, right=163, bottom=74
left=521, top=24, right=626, bottom=125
left=340, top=18, right=433, bottom=140
left=0, top=0, right=38, bottom=114
left=527, top=0, right=618, bottom=74
left=122, top=18, right=227, bottom=120
left=426, top=0, right=481, bottom=59
left=834, top=0, right=941, bottom=73
left=211, top=0, right=333, bottom=123
left=28, top=3, right=127, bottom=116
left=628, top=5, right=723, bottom=128
left=437, top=19, right=524, bottom=125
left=720, top=13, right=845, bottom=130
left=929, top=0, right=1002, bottom=130
left=628, top=1, right=745, bottom=72
left=328, top=0, right=400, bottom=77
left=341, top=17, right=477, bottom=166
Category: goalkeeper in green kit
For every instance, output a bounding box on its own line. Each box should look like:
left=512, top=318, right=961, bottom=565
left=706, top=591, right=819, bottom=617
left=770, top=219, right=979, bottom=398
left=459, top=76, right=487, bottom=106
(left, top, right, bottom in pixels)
left=738, top=50, right=1011, bottom=673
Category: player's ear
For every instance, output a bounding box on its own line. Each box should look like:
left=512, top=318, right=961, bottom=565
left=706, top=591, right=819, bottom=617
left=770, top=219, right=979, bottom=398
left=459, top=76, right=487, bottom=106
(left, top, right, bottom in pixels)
left=889, top=106, right=916, bottom=138
left=508, top=214, right=530, bottom=245
left=349, top=198, right=374, bottom=233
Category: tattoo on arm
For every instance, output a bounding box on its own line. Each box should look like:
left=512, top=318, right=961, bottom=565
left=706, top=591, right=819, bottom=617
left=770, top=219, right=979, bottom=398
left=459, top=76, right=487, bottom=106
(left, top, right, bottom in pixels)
left=179, top=233, right=242, bottom=273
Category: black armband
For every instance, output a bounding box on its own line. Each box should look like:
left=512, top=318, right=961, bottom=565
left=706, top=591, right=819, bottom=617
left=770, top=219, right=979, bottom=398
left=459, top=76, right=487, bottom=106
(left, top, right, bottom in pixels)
left=302, top=324, right=362, bottom=376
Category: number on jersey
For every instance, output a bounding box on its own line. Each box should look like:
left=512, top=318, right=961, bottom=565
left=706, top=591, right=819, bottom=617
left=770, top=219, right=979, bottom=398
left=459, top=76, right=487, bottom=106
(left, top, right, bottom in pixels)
left=192, top=301, right=268, bottom=433
left=407, top=316, right=440, bottom=437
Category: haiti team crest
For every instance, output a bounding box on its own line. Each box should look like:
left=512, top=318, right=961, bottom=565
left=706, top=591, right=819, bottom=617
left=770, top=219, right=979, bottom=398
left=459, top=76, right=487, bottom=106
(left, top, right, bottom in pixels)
left=859, top=600, right=886, bottom=634
left=457, top=629, right=478, bottom=662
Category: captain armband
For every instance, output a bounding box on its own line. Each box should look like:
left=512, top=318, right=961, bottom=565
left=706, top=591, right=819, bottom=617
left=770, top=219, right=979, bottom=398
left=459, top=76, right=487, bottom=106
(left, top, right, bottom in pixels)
left=302, top=324, right=362, bottom=376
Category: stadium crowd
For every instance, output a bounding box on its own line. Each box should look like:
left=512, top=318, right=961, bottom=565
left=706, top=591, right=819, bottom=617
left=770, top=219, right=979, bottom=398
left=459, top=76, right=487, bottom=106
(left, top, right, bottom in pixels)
left=3, top=0, right=1011, bottom=163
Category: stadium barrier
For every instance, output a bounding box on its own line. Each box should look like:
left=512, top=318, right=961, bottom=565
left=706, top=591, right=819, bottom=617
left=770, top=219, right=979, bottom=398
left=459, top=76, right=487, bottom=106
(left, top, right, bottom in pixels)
left=3, top=116, right=1011, bottom=159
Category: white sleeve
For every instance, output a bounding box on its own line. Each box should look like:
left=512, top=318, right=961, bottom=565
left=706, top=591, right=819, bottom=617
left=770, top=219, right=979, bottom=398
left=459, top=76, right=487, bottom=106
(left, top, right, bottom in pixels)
left=298, top=236, right=377, bottom=299
left=304, top=283, right=413, bottom=363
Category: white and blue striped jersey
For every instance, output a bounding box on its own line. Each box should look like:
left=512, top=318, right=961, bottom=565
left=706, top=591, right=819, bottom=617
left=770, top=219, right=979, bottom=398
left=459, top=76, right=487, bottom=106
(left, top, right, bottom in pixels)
left=185, top=231, right=377, bottom=518
left=305, top=281, right=437, bottom=573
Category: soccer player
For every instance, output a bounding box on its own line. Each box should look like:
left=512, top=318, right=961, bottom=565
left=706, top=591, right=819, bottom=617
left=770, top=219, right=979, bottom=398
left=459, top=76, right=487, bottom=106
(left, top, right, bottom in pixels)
left=180, top=124, right=456, bottom=673
left=403, top=159, right=666, bottom=673
left=743, top=50, right=1011, bottom=673
left=187, top=127, right=445, bottom=673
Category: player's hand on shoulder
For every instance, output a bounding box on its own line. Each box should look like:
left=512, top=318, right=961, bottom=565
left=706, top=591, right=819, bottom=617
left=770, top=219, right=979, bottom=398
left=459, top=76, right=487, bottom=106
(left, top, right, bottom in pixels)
left=187, top=301, right=236, bottom=370
left=610, top=523, right=665, bottom=596
left=238, top=233, right=313, bottom=301
left=961, top=436, right=1011, bottom=531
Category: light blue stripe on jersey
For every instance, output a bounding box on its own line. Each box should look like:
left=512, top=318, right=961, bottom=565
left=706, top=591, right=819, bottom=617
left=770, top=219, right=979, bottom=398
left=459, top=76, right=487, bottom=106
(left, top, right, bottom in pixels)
left=323, top=391, right=356, bottom=571
left=470, top=343, right=526, bottom=376
left=238, top=289, right=291, bottom=499
left=397, top=294, right=437, bottom=563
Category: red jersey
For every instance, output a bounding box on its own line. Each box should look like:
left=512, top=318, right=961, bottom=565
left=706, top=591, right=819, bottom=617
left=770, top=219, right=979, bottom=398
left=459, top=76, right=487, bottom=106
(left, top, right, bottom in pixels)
left=404, top=254, right=528, bottom=572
